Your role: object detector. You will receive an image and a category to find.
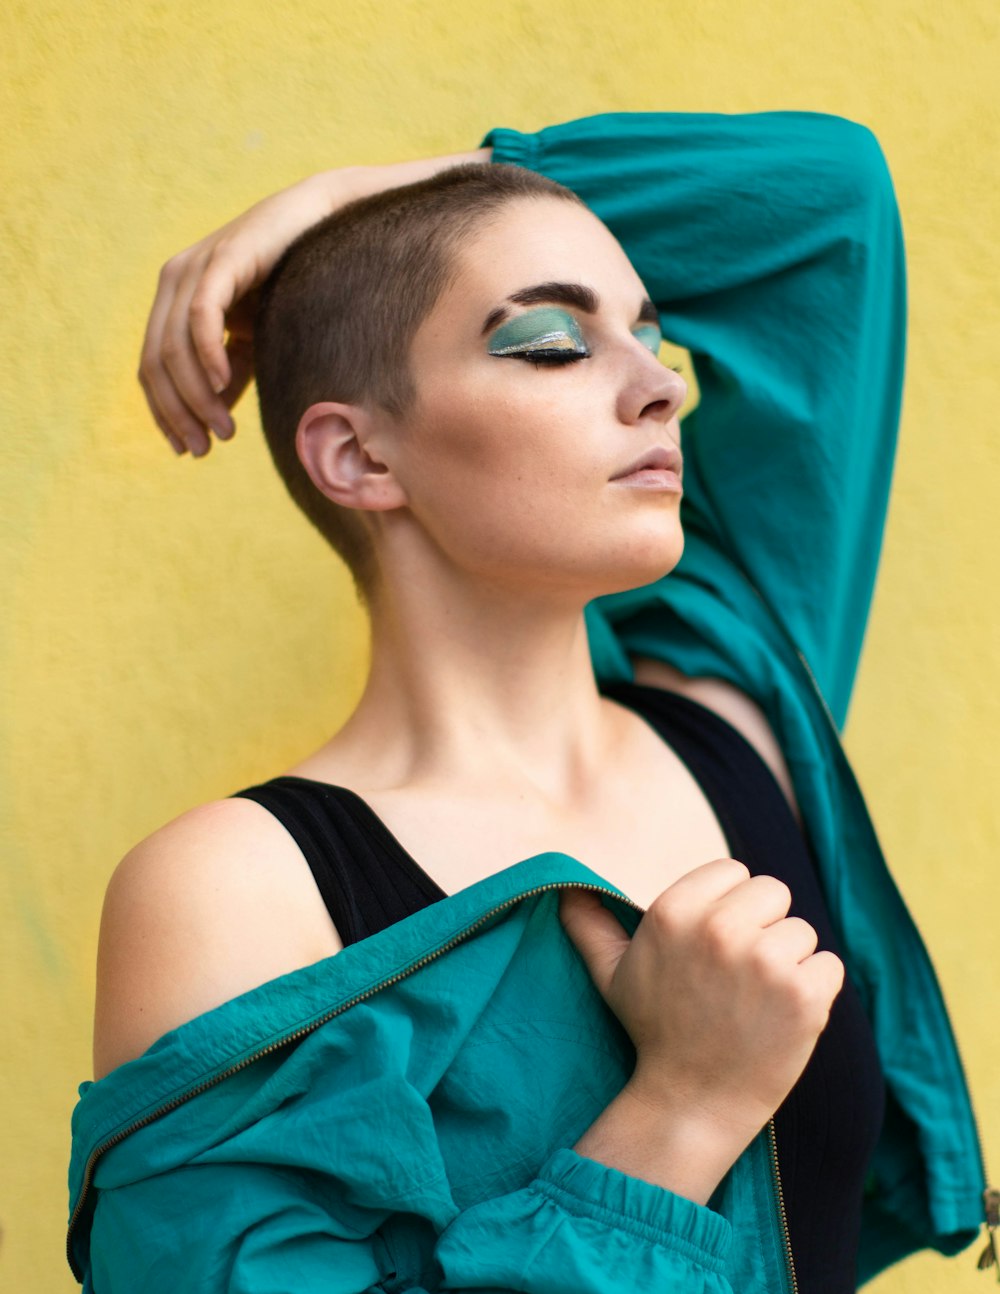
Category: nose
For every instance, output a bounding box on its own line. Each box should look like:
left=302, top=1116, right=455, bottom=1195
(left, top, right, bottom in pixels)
left=616, top=347, right=688, bottom=428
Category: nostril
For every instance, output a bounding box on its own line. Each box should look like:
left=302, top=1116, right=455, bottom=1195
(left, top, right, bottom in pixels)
left=640, top=398, right=673, bottom=420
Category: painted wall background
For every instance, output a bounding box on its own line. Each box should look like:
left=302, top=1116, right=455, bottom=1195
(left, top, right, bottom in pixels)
left=3, top=1, right=997, bottom=1288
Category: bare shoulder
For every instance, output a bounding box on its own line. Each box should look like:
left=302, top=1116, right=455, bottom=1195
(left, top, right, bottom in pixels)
left=631, top=656, right=803, bottom=828
left=93, top=796, right=344, bottom=1081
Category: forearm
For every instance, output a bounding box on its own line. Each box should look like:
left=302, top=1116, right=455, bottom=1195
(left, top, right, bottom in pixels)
left=324, top=146, right=493, bottom=210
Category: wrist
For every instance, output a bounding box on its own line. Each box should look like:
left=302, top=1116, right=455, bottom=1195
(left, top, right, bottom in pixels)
left=628, top=1071, right=771, bottom=1154
left=334, top=148, right=493, bottom=210
left=620, top=1077, right=767, bottom=1193
left=313, top=164, right=366, bottom=214
left=572, top=1081, right=757, bottom=1208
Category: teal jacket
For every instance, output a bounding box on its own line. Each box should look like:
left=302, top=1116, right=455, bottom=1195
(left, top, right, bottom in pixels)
left=68, top=111, right=989, bottom=1291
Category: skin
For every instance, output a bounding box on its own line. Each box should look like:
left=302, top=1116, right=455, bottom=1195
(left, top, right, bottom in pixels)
left=138, top=150, right=492, bottom=455
left=97, top=196, right=841, bottom=1192
left=290, top=197, right=689, bottom=806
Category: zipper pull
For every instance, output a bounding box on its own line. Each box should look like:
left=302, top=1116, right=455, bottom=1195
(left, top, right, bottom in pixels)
left=976, top=1187, right=1000, bottom=1279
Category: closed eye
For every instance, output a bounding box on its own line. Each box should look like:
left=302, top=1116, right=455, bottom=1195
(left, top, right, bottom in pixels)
left=514, top=348, right=590, bottom=366
left=486, top=307, right=589, bottom=362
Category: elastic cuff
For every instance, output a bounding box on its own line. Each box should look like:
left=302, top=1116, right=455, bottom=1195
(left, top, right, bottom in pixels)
left=535, top=1146, right=732, bottom=1269
left=478, top=126, right=539, bottom=172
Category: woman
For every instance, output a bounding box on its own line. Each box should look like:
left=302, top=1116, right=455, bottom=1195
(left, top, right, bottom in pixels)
left=69, top=112, right=991, bottom=1290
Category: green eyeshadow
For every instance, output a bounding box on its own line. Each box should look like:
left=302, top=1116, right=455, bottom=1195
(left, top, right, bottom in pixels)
left=633, top=323, right=663, bottom=355
left=486, top=308, right=588, bottom=356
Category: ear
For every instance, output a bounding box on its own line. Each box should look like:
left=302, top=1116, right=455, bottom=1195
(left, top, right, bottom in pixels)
left=295, top=402, right=408, bottom=512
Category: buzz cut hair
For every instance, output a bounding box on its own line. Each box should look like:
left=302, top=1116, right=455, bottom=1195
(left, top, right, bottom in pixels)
left=254, top=162, right=585, bottom=602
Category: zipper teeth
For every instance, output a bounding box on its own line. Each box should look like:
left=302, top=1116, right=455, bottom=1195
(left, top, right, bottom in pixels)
left=767, top=1117, right=799, bottom=1294
left=66, top=879, right=641, bottom=1279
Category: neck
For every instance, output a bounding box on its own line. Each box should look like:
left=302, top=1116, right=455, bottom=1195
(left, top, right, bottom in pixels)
left=326, top=564, right=622, bottom=807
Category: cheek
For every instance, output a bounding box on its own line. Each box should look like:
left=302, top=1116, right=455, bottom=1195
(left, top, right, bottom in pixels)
left=407, top=375, right=587, bottom=499
left=401, top=386, right=596, bottom=561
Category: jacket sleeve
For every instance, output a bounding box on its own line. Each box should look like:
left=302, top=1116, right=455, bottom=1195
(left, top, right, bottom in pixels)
left=434, top=1146, right=733, bottom=1291
left=482, top=112, right=906, bottom=731
left=87, top=1148, right=734, bottom=1292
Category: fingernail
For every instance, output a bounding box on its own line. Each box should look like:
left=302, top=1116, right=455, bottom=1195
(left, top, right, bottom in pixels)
left=168, top=434, right=185, bottom=455
left=212, top=421, right=234, bottom=440
left=211, top=373, right=227, bottom=395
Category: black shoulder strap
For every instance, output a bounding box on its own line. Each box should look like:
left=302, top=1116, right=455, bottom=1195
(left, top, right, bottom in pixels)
left=230, top=778, right=446, bottom=946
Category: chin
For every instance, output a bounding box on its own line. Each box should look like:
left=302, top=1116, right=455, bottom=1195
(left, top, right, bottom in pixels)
left=593, top=529, right=685, bottom=599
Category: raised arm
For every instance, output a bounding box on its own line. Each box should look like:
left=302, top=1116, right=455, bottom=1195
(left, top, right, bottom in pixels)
left=483, top=112, right=906, bottom=729
left=138, top=112, right=903, bottom=725
left=137, top=149, right=491, bottom=456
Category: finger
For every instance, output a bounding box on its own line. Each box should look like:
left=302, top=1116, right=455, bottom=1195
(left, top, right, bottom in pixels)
left=139, top=256, right=189, bottom=438
left=654, top=857, right=752, bottom=909
left=140, top=375, right=188, bottom=456
left=189, top=253, right=245, bottom=396
left=140, top=254, right=227, bottom=453
left=757, top=915, right=819, bottom=965
left=219, top=336, right=256, bottom=417
left=140, top=365, right=211, bottom=457
left=161, top=273, right=237, bottom=439
left=713, top=873, right=793, bottom=928
left=558, top=891, right=630, bottom=994
left=799, top=950, right=846, bottom=1006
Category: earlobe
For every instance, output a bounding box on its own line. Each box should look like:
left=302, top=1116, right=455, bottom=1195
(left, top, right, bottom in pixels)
left=295, top=402, right=408, bottom=512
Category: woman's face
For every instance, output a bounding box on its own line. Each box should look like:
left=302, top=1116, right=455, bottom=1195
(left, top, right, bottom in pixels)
left=382, top=196, right=688, bottom=603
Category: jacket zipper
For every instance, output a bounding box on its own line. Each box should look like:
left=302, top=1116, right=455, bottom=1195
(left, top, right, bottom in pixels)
left=976, top=1188, right=1000, bottom=1277
left=768, top=1118, right=799, bottom=1293
left=733, top=563, right=996, bottom=1270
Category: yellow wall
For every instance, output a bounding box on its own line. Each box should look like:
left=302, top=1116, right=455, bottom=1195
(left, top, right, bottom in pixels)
left=3, top=1, right=997, bottom=1287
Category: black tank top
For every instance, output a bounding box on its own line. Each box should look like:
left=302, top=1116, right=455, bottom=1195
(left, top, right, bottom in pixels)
left=231, top=682, right=885, bottom=1291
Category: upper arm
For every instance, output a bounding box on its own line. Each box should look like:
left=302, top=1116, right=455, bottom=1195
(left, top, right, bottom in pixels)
left=632, top=656, right=803, bottom=830
left=93, top=797, right=344, bottom=1080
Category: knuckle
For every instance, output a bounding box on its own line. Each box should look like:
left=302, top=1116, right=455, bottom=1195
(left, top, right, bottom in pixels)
left=801, top=919, right=821, bottom=953
left=749, top=938, right=786, bottom=982
left=137, top=346, right=158, bottom=380
left=207, top=238, right=234, bottom=267
left=758, top=875, right=791, bottom=908
left=822, top=950, right=846, bottom=992
left=795, top=954, right=844, bottom=1018
left=702, top=909, right=739, bottom=957
left=647, top=892, right=685, bottom=937
left=158, top=256, right=182, bottom=286
left=160, top=336, right=185, bottom=365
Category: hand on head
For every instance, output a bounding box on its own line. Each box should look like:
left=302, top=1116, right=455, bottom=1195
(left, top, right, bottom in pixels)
left=136, top=150, right=494, bottom=458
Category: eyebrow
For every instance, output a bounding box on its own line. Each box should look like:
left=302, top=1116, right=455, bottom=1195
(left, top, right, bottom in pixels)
left=480, top=281, right=660, bottom=335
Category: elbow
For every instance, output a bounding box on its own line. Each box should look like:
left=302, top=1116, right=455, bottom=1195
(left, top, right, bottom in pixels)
left=801, top=113, right=897, bottom=211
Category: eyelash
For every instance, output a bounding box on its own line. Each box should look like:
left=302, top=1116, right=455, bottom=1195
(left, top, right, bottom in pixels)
left=514, top=350, right=683, bottom=373
left=517, top=350, right=589, bottom=367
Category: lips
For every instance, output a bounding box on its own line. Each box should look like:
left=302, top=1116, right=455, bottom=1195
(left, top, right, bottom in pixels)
left=610, top=445, right=683, bottom=481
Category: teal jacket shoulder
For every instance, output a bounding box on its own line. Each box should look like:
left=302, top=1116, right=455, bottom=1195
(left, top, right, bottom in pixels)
left=71, top=854, right=764, bottom=1292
